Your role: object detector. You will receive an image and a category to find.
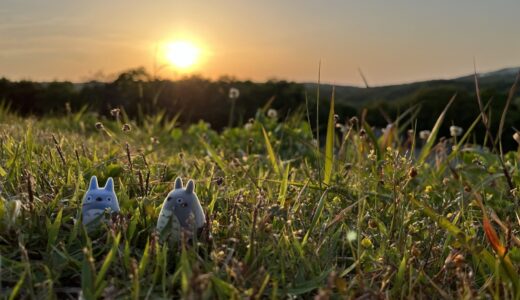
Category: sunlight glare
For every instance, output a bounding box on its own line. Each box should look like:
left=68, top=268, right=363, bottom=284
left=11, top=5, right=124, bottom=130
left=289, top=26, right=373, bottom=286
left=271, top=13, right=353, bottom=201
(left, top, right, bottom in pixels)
left=165, top=41, right=200, bottom=70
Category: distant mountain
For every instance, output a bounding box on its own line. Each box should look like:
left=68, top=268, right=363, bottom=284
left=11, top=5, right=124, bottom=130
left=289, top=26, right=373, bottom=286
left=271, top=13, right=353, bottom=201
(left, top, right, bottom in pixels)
left=305, top=67, right=520, bottom=107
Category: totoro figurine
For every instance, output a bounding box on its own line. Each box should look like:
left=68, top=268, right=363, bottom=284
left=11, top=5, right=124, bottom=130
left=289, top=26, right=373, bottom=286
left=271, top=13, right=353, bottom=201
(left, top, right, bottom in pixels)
left=82, top=176, right=120, bottom=225
left=156, top=177, right=206, bottom=240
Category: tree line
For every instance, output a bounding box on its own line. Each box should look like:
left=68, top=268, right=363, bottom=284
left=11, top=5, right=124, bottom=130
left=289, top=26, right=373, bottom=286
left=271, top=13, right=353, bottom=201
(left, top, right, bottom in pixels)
left=1, top=67, right=519, bottom=149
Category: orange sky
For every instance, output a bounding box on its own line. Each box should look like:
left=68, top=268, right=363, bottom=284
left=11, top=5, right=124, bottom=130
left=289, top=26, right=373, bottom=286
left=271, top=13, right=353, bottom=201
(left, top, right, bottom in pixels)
left=1, top=0, right=520, bottom=86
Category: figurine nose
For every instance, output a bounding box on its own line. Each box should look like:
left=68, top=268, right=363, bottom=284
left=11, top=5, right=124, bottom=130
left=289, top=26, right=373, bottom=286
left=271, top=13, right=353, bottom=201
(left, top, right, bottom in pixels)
left=96, top=197, right=102, bottom=202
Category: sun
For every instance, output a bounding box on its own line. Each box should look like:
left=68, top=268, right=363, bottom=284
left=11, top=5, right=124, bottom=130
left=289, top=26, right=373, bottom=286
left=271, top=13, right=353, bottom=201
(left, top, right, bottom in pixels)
left=165, top=41, right=200, bottom=70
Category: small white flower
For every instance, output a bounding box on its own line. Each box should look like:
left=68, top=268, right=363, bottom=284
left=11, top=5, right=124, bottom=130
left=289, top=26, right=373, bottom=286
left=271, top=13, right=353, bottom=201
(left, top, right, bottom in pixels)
left=267, top=108, right=278, bottom=119
left=419, top=130, right=431, bottom=140
left=244, top=123, right=253, bottom=130
left=346, top=231, right=357, bottom=242
left=449, top=126, right=463, bottom=137
left=228, top=87, right=240, bottom=100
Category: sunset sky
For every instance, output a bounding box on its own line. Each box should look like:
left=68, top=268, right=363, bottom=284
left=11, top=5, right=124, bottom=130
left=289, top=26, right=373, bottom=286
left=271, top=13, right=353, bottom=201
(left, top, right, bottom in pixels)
left=1, top=0, right=520, bottom=86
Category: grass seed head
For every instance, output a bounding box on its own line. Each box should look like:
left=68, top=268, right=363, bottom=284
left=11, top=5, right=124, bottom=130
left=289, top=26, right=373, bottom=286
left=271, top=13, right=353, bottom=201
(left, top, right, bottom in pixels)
left=408, top=167, right=418, bottom=178
left=513, top=132, right=520, bottom=144
left=348, top=116, right=358, bottom=126
left=65, top=102, right=71, bottom=114
left=110, top=108, right=121, bottom=117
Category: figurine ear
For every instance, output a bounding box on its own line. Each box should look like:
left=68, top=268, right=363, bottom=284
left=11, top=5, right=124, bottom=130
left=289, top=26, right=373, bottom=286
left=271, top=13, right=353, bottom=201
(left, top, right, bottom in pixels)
left=88, top=176, right=98, bottom=190
left=104, top=177, right=114, bottom=191
left=186, top=180, right=195, bottom=194
left=174, top=177, right=183, bottom=189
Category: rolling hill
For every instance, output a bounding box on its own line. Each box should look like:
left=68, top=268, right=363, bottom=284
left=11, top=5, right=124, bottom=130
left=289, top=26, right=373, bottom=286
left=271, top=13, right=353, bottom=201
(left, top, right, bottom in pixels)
left=305, top=67, right=520, bottom=107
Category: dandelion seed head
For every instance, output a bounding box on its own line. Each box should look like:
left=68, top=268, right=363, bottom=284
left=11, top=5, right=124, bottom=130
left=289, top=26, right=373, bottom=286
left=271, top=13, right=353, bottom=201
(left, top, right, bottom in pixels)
left=267, top=108, right=278, bottom=119
left=449, top=126, right=463, bottom=137
left=228, top=87, right=240, bottom=100
left=419, top=130, right=430, bottom=140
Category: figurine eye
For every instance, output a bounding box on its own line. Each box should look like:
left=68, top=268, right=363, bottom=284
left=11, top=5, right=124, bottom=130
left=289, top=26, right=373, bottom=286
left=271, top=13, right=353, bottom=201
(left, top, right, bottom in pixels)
left=167, top=197, right=172, bottom=201
left=87, top=196, right=92, bottom=202
left=107, top=197, right=111, bottom=201
left=176, top=198, right=183, bottom=204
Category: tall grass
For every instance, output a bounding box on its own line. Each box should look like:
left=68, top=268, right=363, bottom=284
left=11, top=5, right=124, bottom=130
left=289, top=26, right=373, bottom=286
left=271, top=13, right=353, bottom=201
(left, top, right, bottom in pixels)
left=0, top=76, right=519, bottom=298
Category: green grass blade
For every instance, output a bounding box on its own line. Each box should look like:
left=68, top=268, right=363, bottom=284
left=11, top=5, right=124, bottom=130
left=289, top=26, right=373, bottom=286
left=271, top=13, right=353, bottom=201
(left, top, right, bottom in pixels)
left=497, top=71, right=519, bottom=143
left=95, top=233, right=121, bottom=289
left=81, top=248, right=95, bottom=300
left=393, top=253, right=408, bottom=296
left=262, top=126, right=281, bottom=176
left=417, top=93, right=457, bottom=164
left=0, top=166, right=7, bottom=177
left=278, top=163, right=290, bottom=206
left=8, top=270, right=26, bottom=300
left=46, top=208, right=63, bottom=252
left=323, top=88, right=335, bottom=185
left=438, top=100, right=492, bottom=174
left=363, top=122, right=382, bottom=161
left=138, top=239, right=151, bottom=277
left=179, top=247, right=191, bottom=296
left=211, top=275, right=239, bottom=298
left=410, top=196, right=462, bottom=236
left=199, top=137, right=228, bottom=173
left=302, top=189, right=329, bottom=246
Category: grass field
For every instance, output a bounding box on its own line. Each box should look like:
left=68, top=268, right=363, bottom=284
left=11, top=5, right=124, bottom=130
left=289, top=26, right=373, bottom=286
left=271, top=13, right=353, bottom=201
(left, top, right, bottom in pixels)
left=0, top=96, right=519, bottom=299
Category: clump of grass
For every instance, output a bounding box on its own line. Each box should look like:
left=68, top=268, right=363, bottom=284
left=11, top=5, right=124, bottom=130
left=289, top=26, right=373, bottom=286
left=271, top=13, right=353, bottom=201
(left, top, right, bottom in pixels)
left=0, top=81, right=519, bottom=299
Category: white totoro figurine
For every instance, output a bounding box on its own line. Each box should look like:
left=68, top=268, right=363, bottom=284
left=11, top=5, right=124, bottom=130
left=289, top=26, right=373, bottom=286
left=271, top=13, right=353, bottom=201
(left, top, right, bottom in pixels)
left=82, top=176, right=120, bottom=225
left=156, top=177, right=206, bottom=240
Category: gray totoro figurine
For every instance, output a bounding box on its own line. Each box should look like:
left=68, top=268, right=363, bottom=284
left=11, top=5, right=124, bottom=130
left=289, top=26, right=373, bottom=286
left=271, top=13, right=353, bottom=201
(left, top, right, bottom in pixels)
left=156, top=177, right=206, bottom=240
left=82, top=176, right=120, bottom=225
